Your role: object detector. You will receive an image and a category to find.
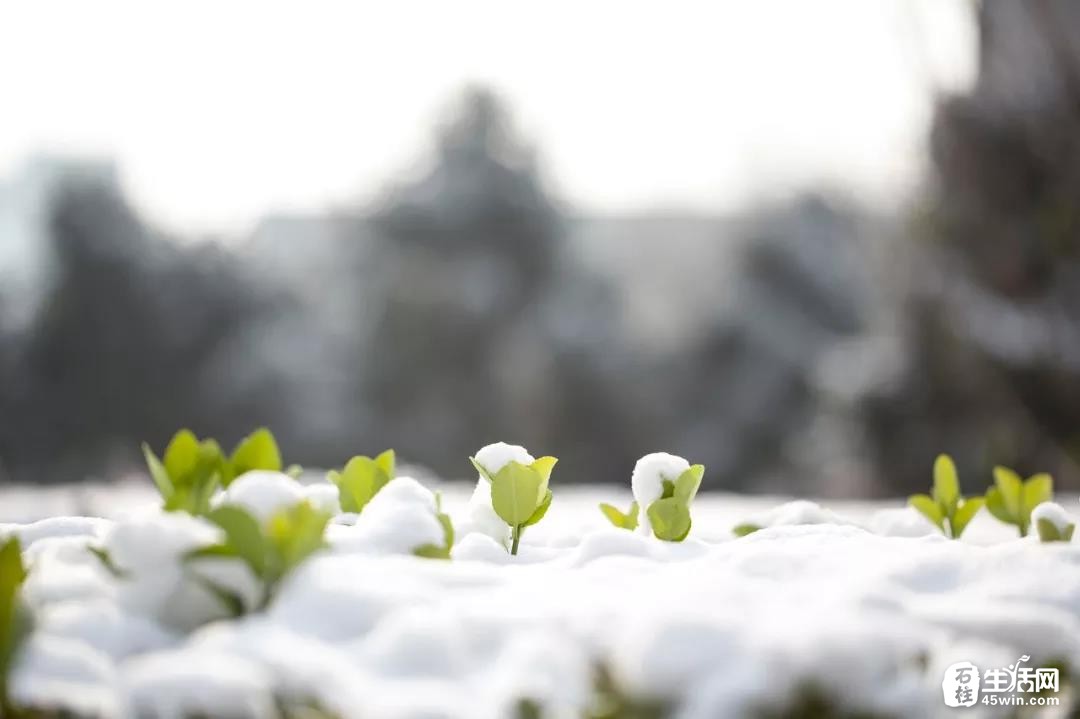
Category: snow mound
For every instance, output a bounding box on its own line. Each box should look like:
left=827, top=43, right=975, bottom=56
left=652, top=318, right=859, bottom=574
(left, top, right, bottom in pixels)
left=331, top=477, right=444, bottom=555
left=6, top=485, right=1080, bottom=718
left=215, top=470, right=307, bottom=522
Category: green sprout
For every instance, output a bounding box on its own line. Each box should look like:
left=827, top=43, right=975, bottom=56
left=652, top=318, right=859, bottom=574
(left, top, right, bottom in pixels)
left=984, top=465, right=1053, bottom=537
left=1031, top=502, right=1074, bottom=543
left=186, top=500, right=331, bottom=612
left=645, top=465, right=704, bottom=542
left=143, top=429, right=227, bottom=515
left=143, top=427, right=285, bottom=515
left=472, top=455, right=557, bottom=555
left=732, top=523, right=763, bottom=537
left=327, top=450, right=395, bottom=514
left=598, top=501, right=639, bottom=531
left=413, top=493, right=456, bottom=560
left=908, top=454, right=984, bottom=539
left=0, top=537, right=31, bottom=717
left=225, top=427, right=284, bottom=484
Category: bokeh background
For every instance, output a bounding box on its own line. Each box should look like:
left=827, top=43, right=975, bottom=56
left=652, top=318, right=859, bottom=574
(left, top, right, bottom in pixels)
left=2, top=0, right=1079, bottom=496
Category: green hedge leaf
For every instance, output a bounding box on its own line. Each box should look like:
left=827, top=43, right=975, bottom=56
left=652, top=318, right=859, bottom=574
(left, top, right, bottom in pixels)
left=228, top=428, right=282, bottom=483
left=524, top=489, right=553, bottom=527
left=491, top=461, right=543, bottom=527
left=992, top=466, right=1022, bottom=517
left=932, top=454, right=960, bottom=515
left=674, top=465, right=705, bottom=504
left=909, top=493, right=944, bottom=529
left=950, top=497, right=984, bottom=538
left=647, top=497, right=692, bottom=542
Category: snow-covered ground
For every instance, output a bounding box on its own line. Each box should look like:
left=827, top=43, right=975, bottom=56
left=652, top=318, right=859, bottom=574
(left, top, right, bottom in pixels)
left=2, top=475, right=1079, bottom=718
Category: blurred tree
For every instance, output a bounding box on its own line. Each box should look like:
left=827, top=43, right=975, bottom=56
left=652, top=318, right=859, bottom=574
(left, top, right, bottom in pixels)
left=0, top=173, right=287, bottom=483
left=349, top=88, right=639, bottom=479
left=655, top=196, right=873, bottom=492
left=856, top=0, right=1080, bottom=492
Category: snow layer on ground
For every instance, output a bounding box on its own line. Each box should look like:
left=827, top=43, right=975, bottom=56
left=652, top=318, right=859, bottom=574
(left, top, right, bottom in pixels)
left=3, top=479, right=1080, bottom=718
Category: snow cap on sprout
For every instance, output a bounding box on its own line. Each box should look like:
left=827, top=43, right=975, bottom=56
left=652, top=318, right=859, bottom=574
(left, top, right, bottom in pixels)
left=1032, top=501, right=1075, bottom=543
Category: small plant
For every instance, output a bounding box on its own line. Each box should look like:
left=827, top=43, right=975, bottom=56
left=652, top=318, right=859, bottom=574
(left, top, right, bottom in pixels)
left=645, top=465, right=705, bottom=542
left=413, top=493, right=456, bottom=560
left=598, top=501, right=639, bottom=530
left=187, top=500, right=331, bottom=612
left=143, top=429, right=227, bottom=515
left=225, top=427, right=285, bottom=484
left=143, top=427, right=286, bottom=514
left=1032, top=502, right=1075, bottom=543
left=984, top=465, right=1053, bottom=537
left=908, top=454, right=984, bottom=539
left=327, top=450, right=395, bottom=514
left=732, top=523, right=763, bottom=537
left=471, top=455, right=557, bottom=555
left=0, top=537, right=31, bottom=717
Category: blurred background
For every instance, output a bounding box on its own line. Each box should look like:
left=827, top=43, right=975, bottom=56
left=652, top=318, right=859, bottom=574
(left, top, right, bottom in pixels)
left=2, top=0, right=1079, bottom=497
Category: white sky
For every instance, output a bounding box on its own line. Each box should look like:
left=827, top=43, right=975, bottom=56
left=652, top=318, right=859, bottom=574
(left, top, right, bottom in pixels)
left=0, top=0, right=976, bottom=236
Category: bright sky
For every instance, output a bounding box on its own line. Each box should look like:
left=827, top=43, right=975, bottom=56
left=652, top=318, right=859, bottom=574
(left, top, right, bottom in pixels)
left=0, top=0, right=976, bottom=236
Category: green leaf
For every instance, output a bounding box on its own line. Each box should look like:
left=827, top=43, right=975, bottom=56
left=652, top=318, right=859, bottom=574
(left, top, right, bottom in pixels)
left=163, top=429, right=200, bottom=485
left=950, top=497, right=984, bottom=539
left=0, top=536, right=30, bottom=694
left=329, top=455, right=391, bottom=513
left=908, top=494, right=944, bottom=530
left=266, top=501, right=330, bottom=573
left=206, top=506, right=268, bottom=576
left=228, top=428, right=282, bottom=483
left=413, top=543, right=451, bottom=560
left=88, top=545, right=128, bottom=578
left=1022, top=474, right=1053, bottom=516
left=993, top=466, right=1023, bottom=517
left=599, top=503, right=629, bottom=529
left=469, top=456, right=496, bottom=484
left=374, top=449, right=396, bottom=480
left=185, top=543, right=240, bottom=561
left=660, top=479, right=676, bottom=500
left=284, top=464, right=304, bottom=479
left=142, top=443, right=174, bottom=499
left=437, top=509, right=455, bottom=550
left=491, top=461, right=543, bottom=527
left=984, top=486, right=1012, bottom=523
left=524, top=489, right=552, bottom=527
left=674, top=464, right=705, bottom=503
left=732, top=523, right=762, bottom=537
left=932, top=454, right=960, bottom=515
left=1065, top=524, right=1076, bottom=542
left=1036, top=518, right=1063, bottom=543
left=599, top=501, right=639, bottom=530
left=529, top=456, right=558, bottom=490
left=647, top=497, right=692, bottom=542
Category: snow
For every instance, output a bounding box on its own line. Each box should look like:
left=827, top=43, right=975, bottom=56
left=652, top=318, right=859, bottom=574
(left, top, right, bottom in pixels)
left=123, top=649, right=278, bottom=719
left=473, top=442, right=535, bottom=473
left=3, top=481, right=1080, bottom=718
left=10, top=633, right=119, bottom=718
left=215, top=470, right=309, bottom=522
left=330, top=477, right=445, bottom=555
